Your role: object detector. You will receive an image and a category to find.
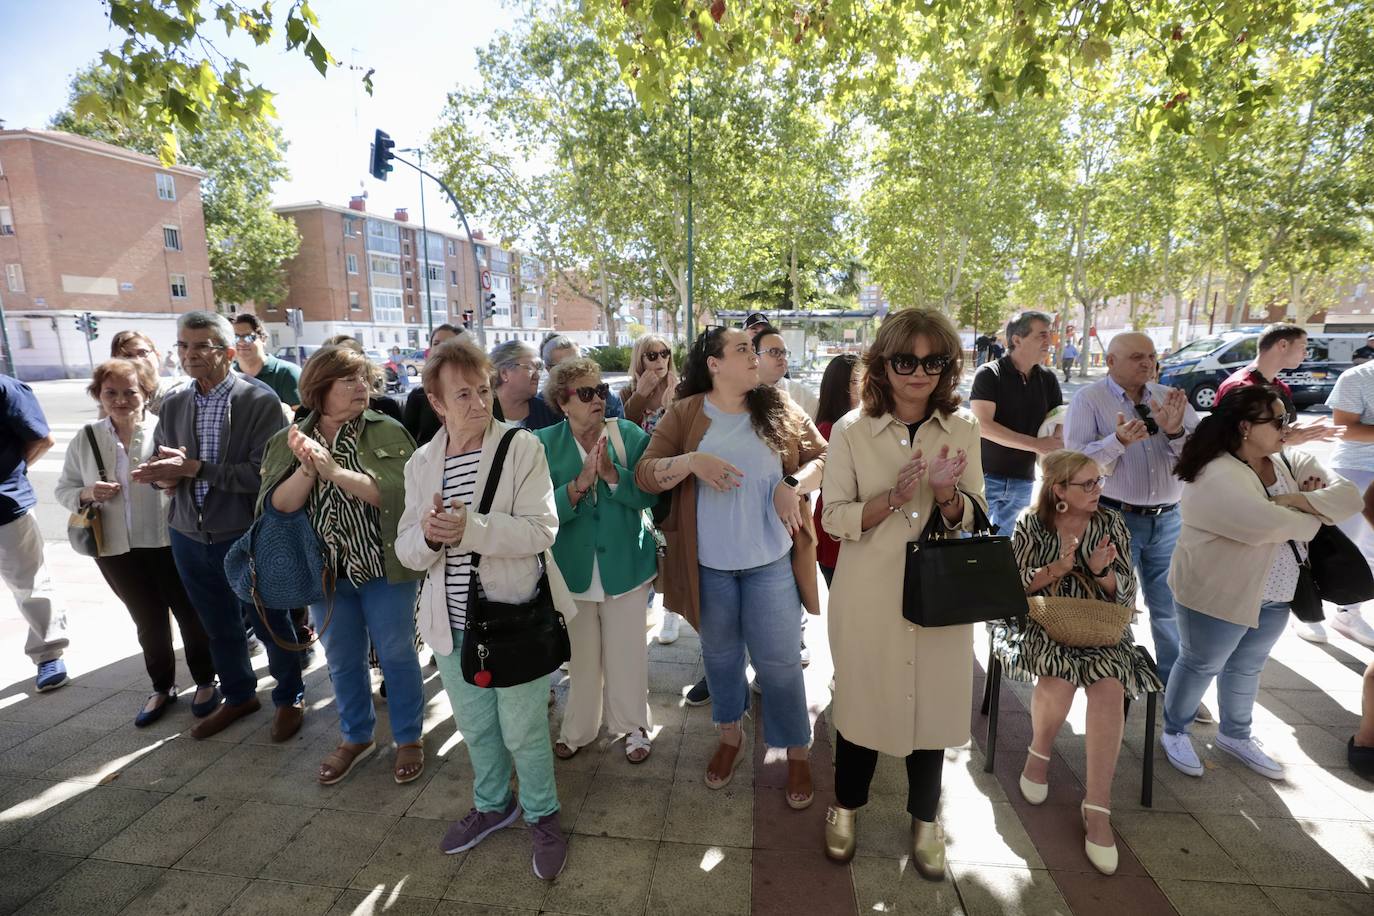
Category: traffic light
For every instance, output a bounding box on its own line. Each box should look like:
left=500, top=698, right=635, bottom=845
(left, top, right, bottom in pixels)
left=87, top=314, right=99, bottom=340
left=483, top=292, right=497, bottom=319
left=74, top=314, right=88, bottom=337
left=369, top=129, right=395, bottom=181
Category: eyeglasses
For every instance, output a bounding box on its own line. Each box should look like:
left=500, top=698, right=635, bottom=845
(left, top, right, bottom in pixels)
left=760, top=347, right=789, bottom=360
left=888, top=353, right=951, bottom=376
left=643, top=348, right=672, bottom=363
left=1133, top=403, right=1160, bottom=436
left=174, top=342, right=226, bottom=354
left=1252, top=415, right=1292, bottom=430
left=566, top=383, right=611, bottom=403
left=514, top=360, right=543, bottom=374
left=233, top=332, right=261, bottom=343
left=121, top=348, right=153, bottom=359
left=1065, top=476, right=1107, bottom=493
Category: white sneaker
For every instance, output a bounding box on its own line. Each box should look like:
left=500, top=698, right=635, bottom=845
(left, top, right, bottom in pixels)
left=1161, top=732, right=1204, bottom=777
left=1294, top=620, right=1328, bottom=643
left=657, top=611, right=681, bottom=645
left=1330, top=609, right=1374, bottom=648
left=1215, top=734, right=1284, bottom=780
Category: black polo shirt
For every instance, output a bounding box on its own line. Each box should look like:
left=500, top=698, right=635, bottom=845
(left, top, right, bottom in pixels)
left=969, top=356, right=1062, bottom=480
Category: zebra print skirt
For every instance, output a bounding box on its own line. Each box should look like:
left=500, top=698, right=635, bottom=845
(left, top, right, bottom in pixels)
left=990, top=618, right=1162, bottom=699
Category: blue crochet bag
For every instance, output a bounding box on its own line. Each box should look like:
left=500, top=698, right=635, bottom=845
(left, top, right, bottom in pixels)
left=224, top=490, right=334, bottom=649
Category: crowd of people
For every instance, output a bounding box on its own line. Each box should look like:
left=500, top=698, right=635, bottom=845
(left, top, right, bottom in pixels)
left=2, top=306, right=1374, bottom=885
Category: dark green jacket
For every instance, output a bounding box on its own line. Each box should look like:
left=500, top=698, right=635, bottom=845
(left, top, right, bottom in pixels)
left=534, top=419, right=658, bottom=595
left=257, top=409, right=423, bottom=584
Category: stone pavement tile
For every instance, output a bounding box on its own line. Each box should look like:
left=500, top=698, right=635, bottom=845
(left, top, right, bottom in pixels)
left=678, top=732, right=754, bottom=784
left=942, top=797, right=1046, bottom=870
left=1236, top=763, right=1369, bottom=820
left=224, top=878, right=342, bottom=916
left=119, top=868, right=250, bottom=916
left=646, top=841, right=752, bottom=916
left=1261, top=885, right=1374, bottom=915
left=328, top=888, right=440, bottom=916
left=601, top=724, right=681, bottom=782
left=41, top=726, right=179, bottom=784
left=181, top=740, right=309, bottom=801
left=404, top=760, right=475, bottom=822
left=1261, top=659, right=1363, bottom=694
left=1151, top=751, right=1272, bottom=815
left=64, top=653, right=151, bottom=691
left=940, top=747, right=1008, bottom=803
left=994, top=798, right=1135, bottom=875
left=93, top=791, right=242, bottom=867
left=18, top=785, right=163, bottom=856
left=684, top=704, right=722, bottom=736
left=850, top=792, right=917, bottom=859
left=1253, top=690, right=1314, bottom=728
left=1050, top=872, right=1177, bottom=916
left=662, top=779, right=753, bottom=847
left=949, top=863, right=1071, bottom=916
left=0, top=848, right=82, bottom=914
left=62, top=689, right=179, bottom=735
left=1262, top=688, right=1361, bottom=728
left=752, top=786, right=834, bottom=851
left=443, top=827, right=549, bottom=911
left=430, top=903, right=540, bottom=916
left=753, top=743, right=835, bottom=794
left=11, top=858, right=161, bottom=916
left=1313, top=767, right=1374, bottom=821
left=849, top=854, right=961, bottom=915
left=753, top=849, right=858, bottom=916
left=1157, top=879, right=1282, bottom=916
left=348, top=815, right=458, bottom=900
left=543, top=834, right=657, bottom=915
left=114, top=731, right=235, bottom=792
left=647, top=693, right=690, bottom=733
left=649, top=661, right=700, bottom=697
left=0, top=684, right=119, bottom=727
left=174, top=800, right=318, bottom=878
left=241, top=698, right=342, bottom=748
left=261, top=808, right=398, bottom=888
left=1111, top=810, right=1248, bottom=883
left=572, top=771, right=671, bottom=841
left=0, top=724, right=111, bottom=776
left=1196, top=813, right=1370, bottom=892
left=0, top=777, right=90, bottom=847
left=0, top=719, right=46, bottom=752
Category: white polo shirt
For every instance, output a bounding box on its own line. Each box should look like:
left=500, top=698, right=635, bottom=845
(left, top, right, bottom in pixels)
left=1327, top=361, right=1374, bottom=472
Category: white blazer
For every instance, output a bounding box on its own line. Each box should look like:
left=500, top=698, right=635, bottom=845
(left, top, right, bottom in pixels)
left=54, top=416, right=171, bottom=556
left=396, top=419, right=574, bottom=657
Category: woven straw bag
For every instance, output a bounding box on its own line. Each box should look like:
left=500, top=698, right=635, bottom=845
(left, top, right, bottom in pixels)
left=1027, top=571, right=1131, bottom=648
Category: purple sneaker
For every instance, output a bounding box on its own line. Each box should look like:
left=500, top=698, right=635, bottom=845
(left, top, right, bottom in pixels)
left=439, top=798, right=519, bottom=855
left=530, top=811, right=567, bottom=880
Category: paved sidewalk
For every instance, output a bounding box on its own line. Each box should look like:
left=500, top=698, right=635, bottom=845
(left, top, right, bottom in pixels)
left=0, top=539, right=1372, bottom=915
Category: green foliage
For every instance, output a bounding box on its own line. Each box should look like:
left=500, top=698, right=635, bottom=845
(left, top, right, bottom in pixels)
left=590, top=344, right=632, bottom=371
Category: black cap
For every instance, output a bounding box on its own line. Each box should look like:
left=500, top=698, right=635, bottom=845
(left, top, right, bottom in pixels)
left=743, top=311, right=769, bottom=329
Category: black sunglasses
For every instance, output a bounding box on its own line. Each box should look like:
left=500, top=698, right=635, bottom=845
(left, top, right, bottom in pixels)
left=694, top=325, right=727, bottom=353
left=1251, top=414, right=1291, bottom=430
left=566, top=383, right=611, bottom=403
left=888, top=353, right=951, bottom=376
left=643, top=348, right=672, bottom=362
left=1133, top=403, right=1160, bottom=436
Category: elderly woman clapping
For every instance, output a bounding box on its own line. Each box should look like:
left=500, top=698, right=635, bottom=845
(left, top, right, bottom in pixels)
left=536, top=358, right=660, bottom=764
left=258, top=346, right=426, bottom=786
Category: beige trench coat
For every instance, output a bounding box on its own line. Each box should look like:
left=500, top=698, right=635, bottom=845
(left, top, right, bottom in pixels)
left=821, top=407, right=987, bottom=757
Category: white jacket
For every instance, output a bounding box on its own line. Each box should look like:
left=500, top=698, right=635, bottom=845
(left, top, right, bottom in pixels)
left=1169, top=449, right=1361, bottom=627
left=396, top=419, right=574, bottom=657
left=54, top=416, right=171, bottom=556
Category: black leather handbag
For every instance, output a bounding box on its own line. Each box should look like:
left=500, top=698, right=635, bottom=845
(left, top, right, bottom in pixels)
left=1275, top=456, right=1374, bottom=622
left=460, top=428, right=571, bottom=688
left=902, top=495, right=1029, bottom=627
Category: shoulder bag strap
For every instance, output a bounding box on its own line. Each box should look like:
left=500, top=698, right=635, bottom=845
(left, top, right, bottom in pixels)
left=1249, top=452, right=1309, bottom=568
left=604, top=418, right=626, bottom=466
left=85, top=424, right=108, bottom=482
left=463, top=426, right=526, bottom=623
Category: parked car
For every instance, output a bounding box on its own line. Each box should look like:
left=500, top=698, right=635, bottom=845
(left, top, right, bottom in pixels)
left=274, top=345, right=321, bottom=366
left=1159, top=331, right=1365, bottom=410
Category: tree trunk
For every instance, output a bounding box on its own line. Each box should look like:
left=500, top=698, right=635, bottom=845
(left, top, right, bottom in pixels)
left=789, top=242, right=800, bottom=311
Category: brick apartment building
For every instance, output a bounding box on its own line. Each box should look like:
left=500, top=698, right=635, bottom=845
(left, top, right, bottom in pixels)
left=548, top=272, right=673, bottom=350
left=268, top=199, right=555, bottom=353
left=0, top=129, right=213, bottom=379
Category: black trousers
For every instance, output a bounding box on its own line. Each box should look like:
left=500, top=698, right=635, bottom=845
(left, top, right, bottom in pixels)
left=96, top=547, right=216, bottom=692
left=834, top=730, right=944, bottom=822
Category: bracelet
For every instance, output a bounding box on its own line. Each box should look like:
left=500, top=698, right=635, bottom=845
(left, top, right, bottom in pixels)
left=1090, top=564, right=1111, bottom=578
left=935, top=491, right=961, bottom=509
left=886, top=488, right=901, bottom=512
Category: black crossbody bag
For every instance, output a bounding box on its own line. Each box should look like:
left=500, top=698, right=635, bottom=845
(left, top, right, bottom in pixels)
left=902, top=495, right=1029, bottom=627
left=459, top=427, right=571, bottom=688
left=1273, top=455, right=1374, bottom=623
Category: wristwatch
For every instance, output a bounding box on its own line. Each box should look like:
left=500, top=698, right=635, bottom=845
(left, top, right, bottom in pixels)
left=1165, top=429, right=1185, bottom=441
left=782, top=474, right=800, bottom=489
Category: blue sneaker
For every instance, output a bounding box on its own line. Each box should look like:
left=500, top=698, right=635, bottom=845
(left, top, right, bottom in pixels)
left=36, top=659, right=69, bottom=692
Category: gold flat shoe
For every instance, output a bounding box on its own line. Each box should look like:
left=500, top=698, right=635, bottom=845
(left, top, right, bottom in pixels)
left=824, top=805, right=857, bottom=862
left=911, top=818, right=947, bottom=881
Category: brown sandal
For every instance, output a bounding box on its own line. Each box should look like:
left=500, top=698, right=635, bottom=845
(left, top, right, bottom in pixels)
left=318, top=741, right=375, bottom=785
left=554, top=741, right=579, bottom=760
left=786, top=758, right=814, bottom=810
left=704, top=733, right=746, bottom=789
left=394, top=742, right=424, bottom=784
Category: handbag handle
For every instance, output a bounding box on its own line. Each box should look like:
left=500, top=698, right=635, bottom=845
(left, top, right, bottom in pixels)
left=1245, top=453, right=1311, bottom=571
left=918, top=490, right=994, bottom=543
left=85, top=425, right=109, bottom=483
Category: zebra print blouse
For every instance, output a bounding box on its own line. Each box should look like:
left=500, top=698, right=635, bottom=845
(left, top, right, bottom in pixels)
left=307, top=416, right=386, bottom=587
left=1013, top=507, right=1137, bottom=608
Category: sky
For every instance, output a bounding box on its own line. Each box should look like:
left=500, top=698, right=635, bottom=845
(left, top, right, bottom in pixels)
left=0, top=0, right=507, bottom=235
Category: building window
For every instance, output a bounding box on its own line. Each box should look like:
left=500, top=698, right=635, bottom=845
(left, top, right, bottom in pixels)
left=17, top=319, right=33, bottom=349
left=406, top=293, right=414, bottom=306
left=405, top=276, right=413, bottom=290
left=0, top=206, right=13, bottom=235
left=169, top=273, right=188, bottom=298
left=365, top=218, right=401, bottom=254
left=447, top=240, right=456, bottom=256
left=371, top=289, right=403, bottom=323
left=163, top=226, right=182, bottom=251
left=6, top=263, right=23, bottom=292
left=349, top=291, right=361, bottom=310
left=426, top=265, right=441, bottom=282
left=155, top=173, right=176, bottom=200
left=450, top=270, right=458, bottom=286
left=346, top=253, right=358, bottom=274
left=368, top=255, right=400, bottom=276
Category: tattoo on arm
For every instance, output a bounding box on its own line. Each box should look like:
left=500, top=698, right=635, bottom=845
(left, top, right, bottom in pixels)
left=653, top=454, right=690, bottom=488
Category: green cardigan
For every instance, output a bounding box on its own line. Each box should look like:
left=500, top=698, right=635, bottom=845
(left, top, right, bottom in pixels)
left=534, top=419, right=659, bottom=595
left=256, top=409, right=423, bottom=585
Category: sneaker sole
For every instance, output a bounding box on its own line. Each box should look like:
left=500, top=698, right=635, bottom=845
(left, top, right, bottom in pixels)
left=1216, top=742, right=1284, bottom=781
left=1330, top=623, right=1374, bottom=649
left=36, top=676, right=69, bottom=693
left=1295, top=630, right=1328, bottom=644
left=1162, top=744, right=1204, bottom=778
left=532, top=850, right=568, bottom=880
left=443, top=805, right=520, bottom=855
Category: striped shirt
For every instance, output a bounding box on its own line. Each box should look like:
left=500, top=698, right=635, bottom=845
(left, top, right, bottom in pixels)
left=192, top=372, right=234, bottom=507
left=443, top=450, right=482, bottom=630
left=307, top=417, right=386, bottom=586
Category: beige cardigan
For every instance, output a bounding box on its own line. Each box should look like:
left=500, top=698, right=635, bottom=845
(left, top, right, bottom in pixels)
left=1169, top=449, right=1361, bottom=628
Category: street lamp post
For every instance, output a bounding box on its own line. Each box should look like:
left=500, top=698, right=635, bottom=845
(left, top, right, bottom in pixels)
left=399, top=147, right=435, bottom=344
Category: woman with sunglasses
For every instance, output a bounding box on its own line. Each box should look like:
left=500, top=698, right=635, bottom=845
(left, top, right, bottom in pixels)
left=991, top=449, right=1156, bottom=875
left=622, top=336, right=678, bottom=434
left=635, top=326, right=827, bottom=809
left=819, top=308, right=985, bottom=877
left=1163, top=385, right=1360, bottom=783
left=536, top=358, right=659, bottom=763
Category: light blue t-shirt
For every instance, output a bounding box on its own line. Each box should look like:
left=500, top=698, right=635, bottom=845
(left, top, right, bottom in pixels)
left=1327, top=361, right=1374, bottom=472
left=695, top=399, right=793, bottom=571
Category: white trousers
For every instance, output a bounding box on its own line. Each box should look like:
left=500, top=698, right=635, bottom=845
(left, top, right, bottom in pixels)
left=560, top=583, right=652, bottom=750
left=0, top=511, right=69, bottom=664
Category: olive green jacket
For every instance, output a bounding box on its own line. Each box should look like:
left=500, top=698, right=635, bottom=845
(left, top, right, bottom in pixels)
left=256, top=409, right=424, bottom=585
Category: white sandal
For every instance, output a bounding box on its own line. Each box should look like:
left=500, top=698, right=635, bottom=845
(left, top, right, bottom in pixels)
left=1081, top=802, right=1118, bottom=875
left=625, top=728, right=652, bottom=764
left=1020, top=746, right=1051, bottom=805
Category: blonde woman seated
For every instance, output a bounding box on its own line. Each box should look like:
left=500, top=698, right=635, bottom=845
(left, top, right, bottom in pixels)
left=989, top=449, right=1161, bottom=877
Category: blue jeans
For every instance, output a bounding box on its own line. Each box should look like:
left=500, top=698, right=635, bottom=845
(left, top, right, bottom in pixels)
left=1163, top=600, right=1290, bottom=739
left=698, top=554, right=810, bottom=748
left=433, top=629, right=559, bottom=823
left=310, top=576, right=422, bottom=745
left=169, top=530, right=303, bottom=708
left=984, top=474, right=1035, bottom=535
left=1120, top=508, right=1183, bottom=684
